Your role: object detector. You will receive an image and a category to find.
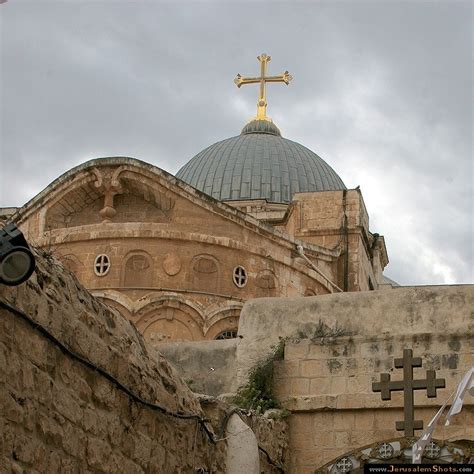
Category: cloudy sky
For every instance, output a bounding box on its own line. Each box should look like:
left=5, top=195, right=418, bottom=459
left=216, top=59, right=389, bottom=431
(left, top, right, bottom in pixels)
left=0, top=0, right=472, bottom=286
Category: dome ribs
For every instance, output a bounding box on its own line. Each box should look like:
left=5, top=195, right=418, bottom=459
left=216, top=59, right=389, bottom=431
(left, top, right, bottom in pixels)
left=175, top=127, right=346, bottom=203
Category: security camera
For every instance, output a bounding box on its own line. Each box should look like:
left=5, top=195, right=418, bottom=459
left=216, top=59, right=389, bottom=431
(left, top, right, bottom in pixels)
left=0, top=223, right=36, bottom=286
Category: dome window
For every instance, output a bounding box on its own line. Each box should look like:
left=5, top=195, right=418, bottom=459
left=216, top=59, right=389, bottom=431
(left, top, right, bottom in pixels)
left=233, top=266, right=247, bottom=288
left=94, top=254, right=110, bottom=276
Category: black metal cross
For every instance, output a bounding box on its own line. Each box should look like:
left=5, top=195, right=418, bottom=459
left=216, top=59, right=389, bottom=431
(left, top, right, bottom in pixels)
left=372, top=349, right=445, bottom=436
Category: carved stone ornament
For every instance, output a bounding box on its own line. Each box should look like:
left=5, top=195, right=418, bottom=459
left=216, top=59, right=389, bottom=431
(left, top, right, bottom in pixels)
left=372, top=348, right=445, bottom=437
left=162, top=253, right=182, bottom=276
left=90, top=166, right=125, bottom=223
left=317, top=438, right=471, bottom=473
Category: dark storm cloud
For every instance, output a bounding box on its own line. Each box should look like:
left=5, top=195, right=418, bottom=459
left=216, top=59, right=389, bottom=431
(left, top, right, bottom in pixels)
left=0, top=0, right=472, bottom=285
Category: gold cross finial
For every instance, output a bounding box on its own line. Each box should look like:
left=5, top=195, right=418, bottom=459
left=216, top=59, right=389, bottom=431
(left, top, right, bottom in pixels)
left=234, top=53, right=292, bottom=122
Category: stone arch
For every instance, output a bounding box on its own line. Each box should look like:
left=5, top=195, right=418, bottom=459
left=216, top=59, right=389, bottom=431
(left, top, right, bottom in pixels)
left=59, top=253, right=83, bottom=275
left=134, top=293, right=205, bottom=318
left=90, top=290, right=134, bottom=322
left=255, top=270, right=278, bottom=297
left=317, top=437, right=472, bottom=472
left=44, top=179, right=103, bottom=230
left=204, top=305, right=243, bottom=340
left=189, top=254, right=220, bottom=293
left=135, top=297, right=204, bottom=343
left=122, top=251, right=154, bottom=288
left=111, top=174, right=174, bottom=223
left=304, top=288, right=317, bottom=297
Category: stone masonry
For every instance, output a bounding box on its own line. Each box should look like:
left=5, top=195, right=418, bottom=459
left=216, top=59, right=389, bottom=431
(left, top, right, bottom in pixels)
left=0, top=248, right=288, bottom=473
left=234, top=286, right=473, bottom=473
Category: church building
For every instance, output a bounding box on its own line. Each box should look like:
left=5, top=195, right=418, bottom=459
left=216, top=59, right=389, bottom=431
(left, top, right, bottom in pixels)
left=2, top=54, right=472, bottom=473
left=5, top=54, right=389, bottom=345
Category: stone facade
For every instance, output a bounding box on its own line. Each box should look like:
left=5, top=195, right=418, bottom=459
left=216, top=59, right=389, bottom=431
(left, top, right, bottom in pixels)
left=235, top=286, right=474, bottom=473
left=10, top=156, right=388, bottom=345
left=1, top=217, right=472, bottom=473
left=0, top=248, right=288, bottom=473
left=276, top=335, right=473, bottom=472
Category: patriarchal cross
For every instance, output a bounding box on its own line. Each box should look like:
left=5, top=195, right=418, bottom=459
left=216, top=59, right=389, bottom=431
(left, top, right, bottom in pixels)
left=234, top=53, right=292, bottom=121
left=372, top=349, right=445, bottom=437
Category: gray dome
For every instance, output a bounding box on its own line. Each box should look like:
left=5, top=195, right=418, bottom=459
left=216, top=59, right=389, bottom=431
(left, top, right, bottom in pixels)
left=176, top=119, right=346, bottom=204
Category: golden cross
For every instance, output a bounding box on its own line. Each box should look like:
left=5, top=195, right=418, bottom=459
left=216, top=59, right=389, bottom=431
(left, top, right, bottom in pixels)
left=234, top=53, right=292, bottom=121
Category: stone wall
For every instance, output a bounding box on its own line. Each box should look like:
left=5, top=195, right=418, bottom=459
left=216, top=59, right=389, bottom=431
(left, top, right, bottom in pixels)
left=159, top=339, right=238, bottom=397
left=0, top=249, right=287, bottom=473
left=233, top=284, right=473, bottom=473
left=280, top=189, right=388, bottom=291
left=0, top=249, right=226, bottom=472
left=275, top=334, right=473, bottom=472
left=235, top=285, right=473, bottom=388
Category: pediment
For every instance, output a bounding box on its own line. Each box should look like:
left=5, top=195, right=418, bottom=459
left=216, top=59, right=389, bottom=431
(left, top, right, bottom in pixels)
left=15, top=157, right=339, bottom=265
left=44, top=168, right=175, bottom=229
left=14, top=157, right=250, bottom=232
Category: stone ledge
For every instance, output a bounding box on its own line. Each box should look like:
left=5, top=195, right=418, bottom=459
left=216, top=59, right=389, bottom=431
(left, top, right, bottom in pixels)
left=281, top=394, right=474, bottom=412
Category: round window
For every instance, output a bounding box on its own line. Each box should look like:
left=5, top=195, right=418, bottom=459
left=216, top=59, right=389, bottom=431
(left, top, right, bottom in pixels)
left=334, top=457, right=353, bottom=473
left=94, top=254, right=110, bottom=276
left=233, top=266, right=247, bottom=288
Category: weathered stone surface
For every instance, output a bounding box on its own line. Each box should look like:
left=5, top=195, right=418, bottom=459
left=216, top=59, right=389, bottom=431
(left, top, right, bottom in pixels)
left=236, top=285, right=474, bottom=387
left=258, top=286, right=474, bottom=472
left=226, top=413, right=260, bottom=474
left=200, top=395, right=289, bottom=473
left=1, top=248, right=288, bottom=472
left=159, top=338, right=238, bottom=396
left=0, top=249, right=224, bottom=472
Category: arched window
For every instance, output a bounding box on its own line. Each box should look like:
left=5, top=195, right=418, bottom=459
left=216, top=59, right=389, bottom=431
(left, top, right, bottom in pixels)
left=215, top=329, right=238, bottom=340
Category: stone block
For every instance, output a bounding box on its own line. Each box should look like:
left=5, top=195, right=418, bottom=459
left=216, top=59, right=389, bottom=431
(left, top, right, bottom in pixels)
left=87, top=437, right=112, bottom=471
left=63, top=422, right=87, bottom=458
left=309, top=377, right=331, bottom=396
left=274, top=360, right=299, bottom=379
left=330, top=376, right=346, bottom=394
left=290, top=378, right=310, bottom=396
left=354, top=411, right=375, bottom=431
left=0, top=343, right=7, bottom=384
left=313, top=429, right=335, bottom=448
left=285, top=342, right=309, bottom=360
left=273, top=381, right=291, bottom=399
left=12, top=433, right=37, bottom=465
left=83, top=407, right=108, bottom=438
left=334, top=430, right=351, bottom=448
left=131, top=432, right=152, bottom=468
left=325, top=358, right=344, bottom=376
left=333, top=411, right=355, bottom=431
left=92, top=377, right=119, bottom=408
left=347, top=374, right=371, bottom=394
left=373, top=409, right=402, bottom=430
left=47, top=451, right=63, bottom=473
left=305, top=345, right=329, bottom=363
left=3, top=392, right=24, bottom=424
left=300, top=360, right=323, bottom=378
left=52, top=388, right=82, bottom=424
left=290, top=414, right=315, bottom=435
left=37, top=413, right=64, bottom=447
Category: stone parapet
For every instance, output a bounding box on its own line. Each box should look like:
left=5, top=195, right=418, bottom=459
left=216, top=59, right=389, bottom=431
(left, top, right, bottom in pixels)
left=236, top=285, right=474, bottom=388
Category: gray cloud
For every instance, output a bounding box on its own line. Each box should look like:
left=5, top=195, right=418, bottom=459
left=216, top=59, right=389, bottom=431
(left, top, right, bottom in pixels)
left=1, top=0, right=472, bottom=285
